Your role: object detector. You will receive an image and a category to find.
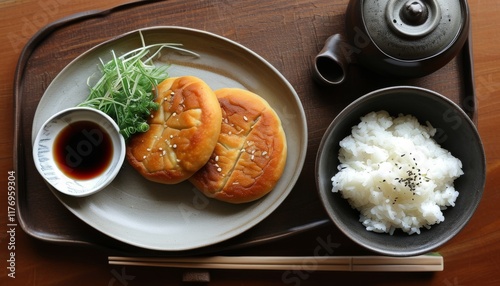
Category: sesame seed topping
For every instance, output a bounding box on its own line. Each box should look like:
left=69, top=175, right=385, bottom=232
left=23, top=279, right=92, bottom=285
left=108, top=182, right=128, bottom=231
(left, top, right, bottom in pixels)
left=243, top=115, right=248, bottom=121
left=217, top=167, right=222, bottom=172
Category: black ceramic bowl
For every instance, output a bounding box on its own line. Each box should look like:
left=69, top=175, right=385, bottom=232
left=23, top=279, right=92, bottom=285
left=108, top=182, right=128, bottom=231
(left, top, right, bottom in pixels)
left=316, top=86, right=485, bottom=256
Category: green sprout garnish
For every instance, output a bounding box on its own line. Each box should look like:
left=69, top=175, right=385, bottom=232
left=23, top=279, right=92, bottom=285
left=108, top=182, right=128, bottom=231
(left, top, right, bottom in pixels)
left=79, top=31, right=199, bottom=140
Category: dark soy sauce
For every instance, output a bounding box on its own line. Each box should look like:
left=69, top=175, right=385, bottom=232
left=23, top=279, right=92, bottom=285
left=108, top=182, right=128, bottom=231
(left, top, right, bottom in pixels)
left=53, top=121, right=113, bottom=180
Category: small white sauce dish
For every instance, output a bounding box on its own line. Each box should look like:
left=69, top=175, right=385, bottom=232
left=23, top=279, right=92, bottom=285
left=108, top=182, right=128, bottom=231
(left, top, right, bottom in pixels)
left=32, top=107, right=126, bottom=197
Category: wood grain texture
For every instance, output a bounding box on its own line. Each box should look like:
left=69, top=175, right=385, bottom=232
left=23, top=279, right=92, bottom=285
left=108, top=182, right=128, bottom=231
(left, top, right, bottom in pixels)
left=1, top=0, right=499, bottom=285
left=11, top=0, right=473, bottom=255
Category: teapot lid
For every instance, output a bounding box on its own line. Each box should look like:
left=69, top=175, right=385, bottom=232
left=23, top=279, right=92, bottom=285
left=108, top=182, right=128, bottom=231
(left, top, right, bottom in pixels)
left=363, top=0, right=466, bottom=60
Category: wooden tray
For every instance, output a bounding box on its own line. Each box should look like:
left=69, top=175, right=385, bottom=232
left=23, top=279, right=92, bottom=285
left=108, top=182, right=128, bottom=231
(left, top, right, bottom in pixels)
left=13, top=0, right=476, bottom=256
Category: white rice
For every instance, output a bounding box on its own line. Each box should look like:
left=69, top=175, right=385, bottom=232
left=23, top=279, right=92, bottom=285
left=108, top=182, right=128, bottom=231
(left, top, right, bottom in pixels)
left=331, top=111, right=463, bottom=235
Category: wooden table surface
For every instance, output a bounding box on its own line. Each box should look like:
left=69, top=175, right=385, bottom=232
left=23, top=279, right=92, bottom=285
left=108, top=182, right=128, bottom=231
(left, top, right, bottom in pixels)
left=1, top=0, right=499, bottom=285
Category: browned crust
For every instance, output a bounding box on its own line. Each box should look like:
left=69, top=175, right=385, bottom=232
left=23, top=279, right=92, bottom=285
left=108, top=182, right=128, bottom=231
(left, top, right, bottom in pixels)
left=190, top=88, right=287, bottom=203
left=126, top=76, right=222, bottom=184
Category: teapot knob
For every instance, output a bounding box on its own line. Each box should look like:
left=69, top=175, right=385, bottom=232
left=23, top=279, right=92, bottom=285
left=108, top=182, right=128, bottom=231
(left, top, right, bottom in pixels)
left=386, top=0, right=441, bottom=38
left=401, top=0, right=428, bottom=25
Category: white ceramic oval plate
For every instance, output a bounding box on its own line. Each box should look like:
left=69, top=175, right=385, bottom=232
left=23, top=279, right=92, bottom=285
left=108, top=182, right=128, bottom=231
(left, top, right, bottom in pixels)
left=31, top=26, right=307, bottom=251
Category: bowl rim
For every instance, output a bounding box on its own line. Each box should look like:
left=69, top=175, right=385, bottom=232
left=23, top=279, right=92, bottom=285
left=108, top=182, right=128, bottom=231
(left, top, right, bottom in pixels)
left=32, top=106, right=126, bottom=197
left=315, top=85, right=486, bottom=256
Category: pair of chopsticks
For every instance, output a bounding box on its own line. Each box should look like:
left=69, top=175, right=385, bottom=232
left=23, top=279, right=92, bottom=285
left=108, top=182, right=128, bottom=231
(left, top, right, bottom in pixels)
left=108, top=254, right=443, bottom=272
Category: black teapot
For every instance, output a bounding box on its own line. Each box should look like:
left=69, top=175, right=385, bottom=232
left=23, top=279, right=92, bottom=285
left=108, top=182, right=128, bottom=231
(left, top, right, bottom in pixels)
left=313, top=0, right=470, bottom=85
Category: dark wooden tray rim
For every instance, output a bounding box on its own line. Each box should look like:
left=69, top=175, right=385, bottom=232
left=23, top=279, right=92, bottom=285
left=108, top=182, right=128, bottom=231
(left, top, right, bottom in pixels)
left=13, top=0, right=476, bottom=256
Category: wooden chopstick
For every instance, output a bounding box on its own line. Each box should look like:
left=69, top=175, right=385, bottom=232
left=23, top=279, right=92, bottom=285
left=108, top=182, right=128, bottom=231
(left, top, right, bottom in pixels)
left=108, top=254, right=443, bottom=272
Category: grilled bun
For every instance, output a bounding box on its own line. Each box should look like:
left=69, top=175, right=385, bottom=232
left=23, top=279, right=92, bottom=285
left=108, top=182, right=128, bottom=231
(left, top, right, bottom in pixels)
left=190, top=88, right=287, bottom=204
left=126, top=76, right=222, bottom=184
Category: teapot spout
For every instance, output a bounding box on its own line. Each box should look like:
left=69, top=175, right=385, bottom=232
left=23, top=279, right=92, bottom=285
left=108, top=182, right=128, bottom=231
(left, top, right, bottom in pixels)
left=313, top=34, right=350, bottom=85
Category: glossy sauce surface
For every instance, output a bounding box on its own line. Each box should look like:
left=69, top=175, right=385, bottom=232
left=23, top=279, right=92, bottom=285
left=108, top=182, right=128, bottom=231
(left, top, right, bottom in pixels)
left=53, top=120, right=113, bottom=180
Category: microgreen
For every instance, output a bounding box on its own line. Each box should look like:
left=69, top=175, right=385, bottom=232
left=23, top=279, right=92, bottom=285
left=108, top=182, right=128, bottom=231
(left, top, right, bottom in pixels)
left=78, top=31, right=199, bottom=140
